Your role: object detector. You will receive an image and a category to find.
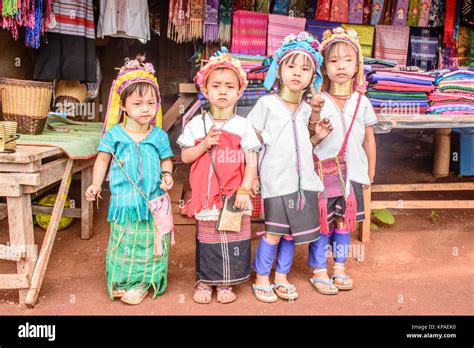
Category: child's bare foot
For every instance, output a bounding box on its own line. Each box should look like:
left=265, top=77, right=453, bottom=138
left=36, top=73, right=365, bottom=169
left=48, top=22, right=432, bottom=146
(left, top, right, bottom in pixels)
left=274, top=272, right=298, bottom=300
left=216, top=287, right=236, bottom=304
left=310, top=268, right=338, bottom=295
left=252, top=274, right=277, bottom=303
left=193, top=283, right=213, bottom=304
left=332, top=263, right=353, bottom=290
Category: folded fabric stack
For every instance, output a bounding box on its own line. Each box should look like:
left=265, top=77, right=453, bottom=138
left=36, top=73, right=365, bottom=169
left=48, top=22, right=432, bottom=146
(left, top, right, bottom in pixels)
left=366, top=69, right=435, bottom=114
left=428, top=68, right=474, bottom=115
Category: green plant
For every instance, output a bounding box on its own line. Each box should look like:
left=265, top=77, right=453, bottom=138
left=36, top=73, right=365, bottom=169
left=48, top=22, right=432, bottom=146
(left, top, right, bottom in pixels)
left=371, top=209, right=395, bottom=230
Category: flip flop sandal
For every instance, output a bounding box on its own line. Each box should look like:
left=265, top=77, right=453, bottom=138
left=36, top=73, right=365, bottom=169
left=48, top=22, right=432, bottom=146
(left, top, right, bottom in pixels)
left=193, top=286, right=213, bottom=304
left=274, top=283, right=298, bottom=301
left=120, top=287, right=149, bottom=305
left=332, top=275, right=353, bottom=290
left=252, top=284, right=278, bottom=303
left=112, top=288, right=127, bottom=299
left=309, top=277, right=339, bottom=295
left=216, top=287, right=236, bottom=304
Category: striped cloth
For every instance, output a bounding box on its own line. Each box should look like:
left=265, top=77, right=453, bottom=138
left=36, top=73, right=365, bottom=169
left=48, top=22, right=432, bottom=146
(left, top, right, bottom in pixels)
left=342, top=24, right=375, bottom=57
left=106, top=218, right=170, bottom=299
left=48, top=0, right=95, bottom=39
left=392, top=0, right=409, bottom=25
left=407, top=27, right=440, bottom=71
left=267, top=14, right=307, bottom=56
left=231, top=10, right=268, bottom=56
left=305, top=19, right=342, bottom=42
left=374, top=25, right=410, bottom=66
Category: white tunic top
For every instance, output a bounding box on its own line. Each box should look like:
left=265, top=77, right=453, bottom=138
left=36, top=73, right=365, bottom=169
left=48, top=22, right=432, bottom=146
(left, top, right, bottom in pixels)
left=247, top=94, right=324, bottom=199
left=177, top=113, right=261, bottom=220
left=314, top=92, right=378, bottom=189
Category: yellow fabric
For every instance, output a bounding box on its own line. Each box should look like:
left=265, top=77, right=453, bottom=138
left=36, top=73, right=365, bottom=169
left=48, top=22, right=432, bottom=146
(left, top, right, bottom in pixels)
left=342, top=24, right=375, bottom=58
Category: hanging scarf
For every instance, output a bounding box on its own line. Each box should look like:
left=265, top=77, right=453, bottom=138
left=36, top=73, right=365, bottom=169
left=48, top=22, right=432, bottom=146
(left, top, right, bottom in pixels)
left=461, top=0, right=474, bottom=26
left=406, top=0, right=421, bottom=26
left=349, top=0, right=365, bottom=23
left=428, top=0, right=445, bottom=27
left=444, top=0, right=458, bottom=48
left=315, top=0, right=331, bottom=20
left=25, top=0, right=43, bottom=48
left=363, top=0, right=373, bottom=23
left=289, top=0, right=307, bottom=17
left=219, top=0, right=234, bottom=45
left=272, top=0, right=290, bottom=14
left=330, top=0, right=349, bottom=21
left=418, top=0, right=432, bottom=26
left=370, top=0, right=385, bottom=24
left=255, top=0, right=271, bottom=12
left=454, top=0, right=463, bottom=42
left=234, top=0, right=255, bottom=10
left=203, top=0, right=219, bottom=43
left=305, top=0, right=317, bottom=18
left=374, top=24, right=410, bottom=66
left=392, top=0, right=409, bottom=25
left=457, top=26, right=471, bottom=66
left=168, top=0, right=190, bottom=43
left=341, top=23, right=375, bottom=57
left=187, top=0, right=204, bottom=41
left=380, top=0, right=396, bottom=24
left=407, top=27, right=440, bottom=70
left=231, top=10, right=268, bottom=55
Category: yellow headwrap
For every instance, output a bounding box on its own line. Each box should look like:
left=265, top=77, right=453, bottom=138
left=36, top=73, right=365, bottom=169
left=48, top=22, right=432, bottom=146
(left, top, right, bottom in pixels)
left=102, top=58, right=162, bottom=135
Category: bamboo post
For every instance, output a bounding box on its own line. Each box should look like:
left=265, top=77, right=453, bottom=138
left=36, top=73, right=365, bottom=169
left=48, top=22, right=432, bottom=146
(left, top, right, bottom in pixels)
left=24, top=159, right=74, bottom=307
left=360, top=186, right=372, bottom=242
left=81, top=166, right=93, bottom=240
left=433, top=128, right=452, bottom=178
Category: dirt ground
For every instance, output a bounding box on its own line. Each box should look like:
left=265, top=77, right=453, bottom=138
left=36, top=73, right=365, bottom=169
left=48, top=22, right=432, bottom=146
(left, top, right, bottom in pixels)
left=0, top=129, right=473, bottom=315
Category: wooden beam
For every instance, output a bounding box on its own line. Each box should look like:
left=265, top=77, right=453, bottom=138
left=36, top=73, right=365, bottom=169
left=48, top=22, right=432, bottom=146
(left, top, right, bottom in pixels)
left=377, top=114, right=474, bottom=124
left=0, top=274, right=30, bottom=289
left=370, top=200, right=474, bottom=209
left=179, top=83, right=198, bottom=94
left=360, top=186, right=372, bottom=243
left=162, top=95, right=195, bottom=131
left=25, top=159, right=74, bottom=307
left=0, top=146, right=62, bottom=164
left=0, top=160, right=41, bottom=173
left=0, top=182, right=22, bottom=197
left=0, top=244, right=23, bottom=262
left=31, top=205, right=81, bottom=219
left=371, top=183, right=474, bottom=193
left=0, top=173, right=40, bottom=186
left=81, top=166, right=94, bottom=240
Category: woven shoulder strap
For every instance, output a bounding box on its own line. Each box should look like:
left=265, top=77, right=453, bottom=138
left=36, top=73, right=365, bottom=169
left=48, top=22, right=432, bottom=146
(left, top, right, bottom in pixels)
left=338, top=92, right=363, bottom=157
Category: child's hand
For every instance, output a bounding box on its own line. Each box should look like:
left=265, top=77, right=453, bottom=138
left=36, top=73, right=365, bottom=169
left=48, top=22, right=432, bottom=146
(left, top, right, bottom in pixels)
left=85, top=184, right=102, bottom=201
left=203, top=126, right=222, bottom=149
left=251, top=177, right=260, bottom=196
left=160, top=173, right=174, bottom=191
left=310, top=85, right=325, bottom=113
left=311, top=118, right=333, bottom=145
left=234, top=193, right=250, bottom=211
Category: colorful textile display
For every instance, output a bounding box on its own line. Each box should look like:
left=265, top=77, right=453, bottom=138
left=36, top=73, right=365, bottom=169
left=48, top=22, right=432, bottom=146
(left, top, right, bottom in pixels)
left=204, top=0, right=219, bottom=43
left=406, top=0, right=421, bottom=26
left=349, top=0, right=365, bottom=23
left=231, top=10, right=268, bottom=55
left=461, top=0, right=474, bottom=26
left=315, top=0, right=331, bottom=20
left=289, top=0, right=307, bottom=17
left=330, top=0, right=350, bottom=21
left=188, top=0, right=205, bottom=41
left=342, top=24, right=375, bottom=57
left=407, top=27, right=441, bottom=71
left=267, top=14, right=307, bottom=56
left=371, top=0, right=385, bottom=24
left=380, top=0, right=396, bottom=24
left=272, top=0, right=291, bottom=14
left=305, top=0, right=318, bottom=18
left=418, top=0, right=433, bottom=26
left=219, top=0, right=234, bottom=45
left=305, top=19, right=342, bottom=41
left=374, top=24, right=410, bottom=66
left=255, top=0, right=271, bottom=12
left=428, top=0, right=445, bottom=27
left=168, top=0, right=190, bottom=43
left=392, top=0, right=409, bottom=25
left=428, top=67, right=474, bottom=114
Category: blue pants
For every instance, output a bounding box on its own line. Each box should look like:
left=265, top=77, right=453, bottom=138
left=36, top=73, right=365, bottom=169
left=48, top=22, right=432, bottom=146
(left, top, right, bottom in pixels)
left=308, top=229, right=350, bottom=269
left=253, top=237, right=295, bottom=276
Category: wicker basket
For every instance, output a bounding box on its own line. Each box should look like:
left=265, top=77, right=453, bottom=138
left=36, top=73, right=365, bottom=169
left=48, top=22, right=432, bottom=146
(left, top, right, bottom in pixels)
left=55, top=80, right=87, bottom=103
left=0, top=77, right=53, bottom=135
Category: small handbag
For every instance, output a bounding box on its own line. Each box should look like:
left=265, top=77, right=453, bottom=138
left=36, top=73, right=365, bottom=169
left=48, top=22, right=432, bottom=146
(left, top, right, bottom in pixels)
left=101, top=142, right=174, bottom=256
left=314, top=92, right=362, bottom=198
left=202, top=114, right=244, bottom=232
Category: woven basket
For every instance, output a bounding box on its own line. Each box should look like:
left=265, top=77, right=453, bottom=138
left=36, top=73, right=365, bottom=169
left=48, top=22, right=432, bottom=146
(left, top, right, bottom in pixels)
left=55, top=80, right=87, bottom=103
left=0, top=77, right=53, bottom=134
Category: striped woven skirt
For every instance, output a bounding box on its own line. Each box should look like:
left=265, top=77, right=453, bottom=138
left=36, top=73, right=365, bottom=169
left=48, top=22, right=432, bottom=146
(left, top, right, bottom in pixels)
left=195, top=215, right=251, bottom=287
left=106, top=217, right=170, bottom=299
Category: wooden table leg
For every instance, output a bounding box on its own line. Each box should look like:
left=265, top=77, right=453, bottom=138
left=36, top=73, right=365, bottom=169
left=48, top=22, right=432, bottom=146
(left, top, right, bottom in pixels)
left=360, top=186, right=372, bottom=243
left=81, top=166, right=93, bottom=240
left=433, top=128, right=452, bottom=178
left=7, top=194, right=37, bottom=304
left=24, top=159, right=74, bottom=307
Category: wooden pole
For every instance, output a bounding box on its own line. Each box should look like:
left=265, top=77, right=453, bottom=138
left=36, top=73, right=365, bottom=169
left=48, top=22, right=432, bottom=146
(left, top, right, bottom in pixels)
left=24, top=159, right=74, bottom=307
left=433, top=128, right=452, bottom=178
left=360, top=186, right=372, bottom=243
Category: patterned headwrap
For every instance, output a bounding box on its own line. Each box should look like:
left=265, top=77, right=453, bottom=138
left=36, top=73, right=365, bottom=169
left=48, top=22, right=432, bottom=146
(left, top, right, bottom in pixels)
left=264, top=31, right=324, bottom=91
left=320, top=27, right=366, bottom=92
left=194, top=47, right=248, bottom=92
left=102, top=57, right=161, bottom=135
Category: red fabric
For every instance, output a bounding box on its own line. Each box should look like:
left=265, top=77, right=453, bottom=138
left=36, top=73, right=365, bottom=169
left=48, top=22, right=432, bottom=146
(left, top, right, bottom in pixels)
left=247, top=71, right=267, bottom=80
left=186, top=130, right=245, bottom=218
left=318, top=193, right=330, bottom=235
left=443, top=0, right=457, bottom=47
left=371, top=82, right=435, bottom=92
left=315, top=0, right=331, bottom=19
left=344, top=186, right=358, bottom=233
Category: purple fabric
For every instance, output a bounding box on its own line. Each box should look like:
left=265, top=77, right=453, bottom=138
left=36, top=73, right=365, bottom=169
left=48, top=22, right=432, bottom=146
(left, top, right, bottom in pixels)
left=276, top=237, right=295, bottom=274
left=308, top=233, right=330, bottom=269
left=349, top=0, right=365, bottom=23
left=369, top=75, right=434, bottom=85
left=253, top=237, right=277, bottom=276
left=332, top=229, right=351, bottom=263
left=392, top=0, right=409, bottom=25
